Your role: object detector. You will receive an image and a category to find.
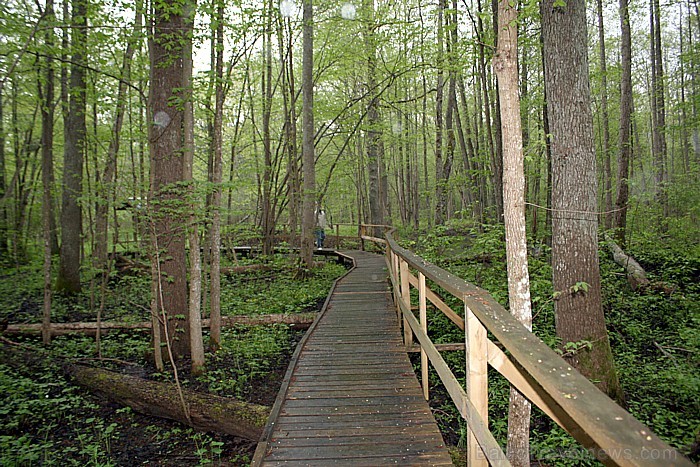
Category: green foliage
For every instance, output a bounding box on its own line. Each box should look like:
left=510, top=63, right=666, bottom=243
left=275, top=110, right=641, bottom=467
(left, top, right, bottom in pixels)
left=221, top=258, right=345, bottom=316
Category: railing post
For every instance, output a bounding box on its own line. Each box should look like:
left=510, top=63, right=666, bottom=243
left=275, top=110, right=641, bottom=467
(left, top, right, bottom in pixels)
left=419, top=272, right=428, bottom=401
left=399, top=258, right=412, bottom=348
left=359, top=224, right=365, bottom=251
left=392, top=251, right=401, bottom=320
left=465, top=302, right=488, bottom=466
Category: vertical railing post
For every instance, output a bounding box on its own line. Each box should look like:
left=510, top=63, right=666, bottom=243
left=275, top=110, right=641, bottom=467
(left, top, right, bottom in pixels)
left=465, top=302, right=488, bottom=466
left=419, top=272, right=428, bottom=401
left=399, top=258, right=412, bottom=348
left=392, top=251, right=401, bottom=320
left=335, top=224, right=340, bottom=248
left=359, top=224, right=365, bottom=251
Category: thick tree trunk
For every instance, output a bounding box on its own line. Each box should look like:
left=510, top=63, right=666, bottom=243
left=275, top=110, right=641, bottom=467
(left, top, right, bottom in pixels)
left=494, top=0, right=532, bottom=463
left=541, top=0, right=625, bottom=404
left=57, top=0, right=87, bottom=294
left=67, top=365, right=268, bottom=441
left=149, top=0, right=190, bottom=359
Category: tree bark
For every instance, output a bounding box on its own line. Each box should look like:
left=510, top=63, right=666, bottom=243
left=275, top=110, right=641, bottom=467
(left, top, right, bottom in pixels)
left=494, top=0, right=532, bottom=463
left=364, top=0, right=384, bottom=237
left=541, top=0, right=625, bottom=403
left=614, top=0, right=633, bottom=245
left=183, top=0, right=205, bottom=375
left=300, top=0, right=316, bottom=269
left=596, top=0, right=613, bottom=230
left=57, top=0, right=87, bottom=294
left=67, top=365, right=268, bottom=441
left=39, top=0, right=56, bottom=345
left=149, top=0, right=190, bottom=359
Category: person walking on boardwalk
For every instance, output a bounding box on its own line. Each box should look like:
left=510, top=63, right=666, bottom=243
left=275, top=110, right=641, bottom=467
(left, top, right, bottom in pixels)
left=315, top=207, right=331, bottom=248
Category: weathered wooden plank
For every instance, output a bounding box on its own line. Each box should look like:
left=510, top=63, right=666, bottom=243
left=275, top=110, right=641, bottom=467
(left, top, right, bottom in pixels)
left=261, top=455, right=453, bottom=467
left=269, top=433, right=445, bottom=448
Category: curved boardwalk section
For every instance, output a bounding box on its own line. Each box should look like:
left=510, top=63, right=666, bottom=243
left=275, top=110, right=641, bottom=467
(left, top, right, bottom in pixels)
left=252, top=251, right=453, bottom=466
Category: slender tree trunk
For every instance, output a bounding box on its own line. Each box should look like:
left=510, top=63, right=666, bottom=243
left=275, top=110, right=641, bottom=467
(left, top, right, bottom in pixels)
left=261, top=0, right=274, bottom=255
left=209, top=0, right=225, bottom=352
left=183, top=0, right=205, bottom=375
left=541, top=0, right=624, bottom=403
left=40, top=0, right=56, bottom=344
left=300, top=0, right=316, bottom=268
left=434, top=0, right=445, bottom=225
left=0, top=82, right=7, bottom=257
left=94, top=6, right=142, bottom=276
left=650, top=0, right=668, bottom=217
left=57, top=0, right=87, bottom=294
left=596, top=0, right=613, bottom=230
left=494, top=1, right=532, bottom=463
left=614, top=0, right=633, bottom=246
left=364, top=0, right=383, bottom=236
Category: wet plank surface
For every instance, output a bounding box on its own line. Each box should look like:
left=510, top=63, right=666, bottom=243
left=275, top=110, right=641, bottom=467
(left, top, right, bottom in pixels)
left=253, top=251, right=453, bottom=466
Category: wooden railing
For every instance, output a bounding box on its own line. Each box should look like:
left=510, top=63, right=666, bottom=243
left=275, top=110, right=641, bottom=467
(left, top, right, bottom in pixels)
left=375, top=227, right=690, bottom=467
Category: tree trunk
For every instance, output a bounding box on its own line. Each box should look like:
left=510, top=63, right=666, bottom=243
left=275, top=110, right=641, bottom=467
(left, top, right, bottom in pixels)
left=182, top=0, right=205, bottom=375
left=541, top=0, right=625, bottom=403
left=614, top=0, right=633, bottom=246
left=94, top=5, right=141, bottom=276
left=149, top=0, right=190, bottom=359
left=57, top=0, right=87, bottom=294
left=40, top=0, right=56, bottom=345
left=494, top=1, right=532, bottom=463
left=262, top=0, right=274, bottom=256
left=649, top=0, right=668, bottom=217
left=364, top=0, right=383, bottom=236
left=300, top=0, right=316, bottom=269
left=67, top=365, right=268, bottom=441
left=209, top=0, right=225, bottom=353
left=596, top=0, right=613, bottom=230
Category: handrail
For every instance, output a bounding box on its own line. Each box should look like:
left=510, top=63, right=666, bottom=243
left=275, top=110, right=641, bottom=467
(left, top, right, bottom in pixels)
left=378, top=228, right=691, bottom=467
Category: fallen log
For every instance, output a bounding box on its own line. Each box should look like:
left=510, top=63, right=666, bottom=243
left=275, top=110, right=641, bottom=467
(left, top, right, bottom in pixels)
left=67, top=364, right=269, bottom=441
left=605, top=235, right=650, bottom=291
left=4, top=313, right=316, bottom=336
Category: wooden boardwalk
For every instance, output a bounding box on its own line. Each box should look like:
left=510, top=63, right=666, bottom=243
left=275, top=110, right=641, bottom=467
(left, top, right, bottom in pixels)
left=252, top=250, right=453, bottom=466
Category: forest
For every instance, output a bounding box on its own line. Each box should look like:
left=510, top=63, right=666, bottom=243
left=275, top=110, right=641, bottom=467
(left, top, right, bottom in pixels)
left=0, top=0, right=698, bottom=464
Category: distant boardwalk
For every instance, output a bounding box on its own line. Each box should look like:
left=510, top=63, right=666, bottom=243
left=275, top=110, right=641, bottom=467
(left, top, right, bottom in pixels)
left=252, top=250, right=453, bottom=466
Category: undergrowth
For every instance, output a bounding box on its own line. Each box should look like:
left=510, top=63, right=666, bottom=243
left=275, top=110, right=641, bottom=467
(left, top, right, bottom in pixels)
left=0, top=255, right=345, bottom=465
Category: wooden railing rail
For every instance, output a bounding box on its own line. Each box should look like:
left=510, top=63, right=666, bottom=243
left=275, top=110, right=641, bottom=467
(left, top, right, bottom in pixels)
left=377, top=228, right=690, bottom=467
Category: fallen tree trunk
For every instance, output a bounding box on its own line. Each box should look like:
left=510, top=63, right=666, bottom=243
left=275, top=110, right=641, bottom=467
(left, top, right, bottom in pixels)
left=605, top=235, right=650, bottom=291
left=67, top=364, right=269, bottom=440
left=4, top=313, right=316, bottom=336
